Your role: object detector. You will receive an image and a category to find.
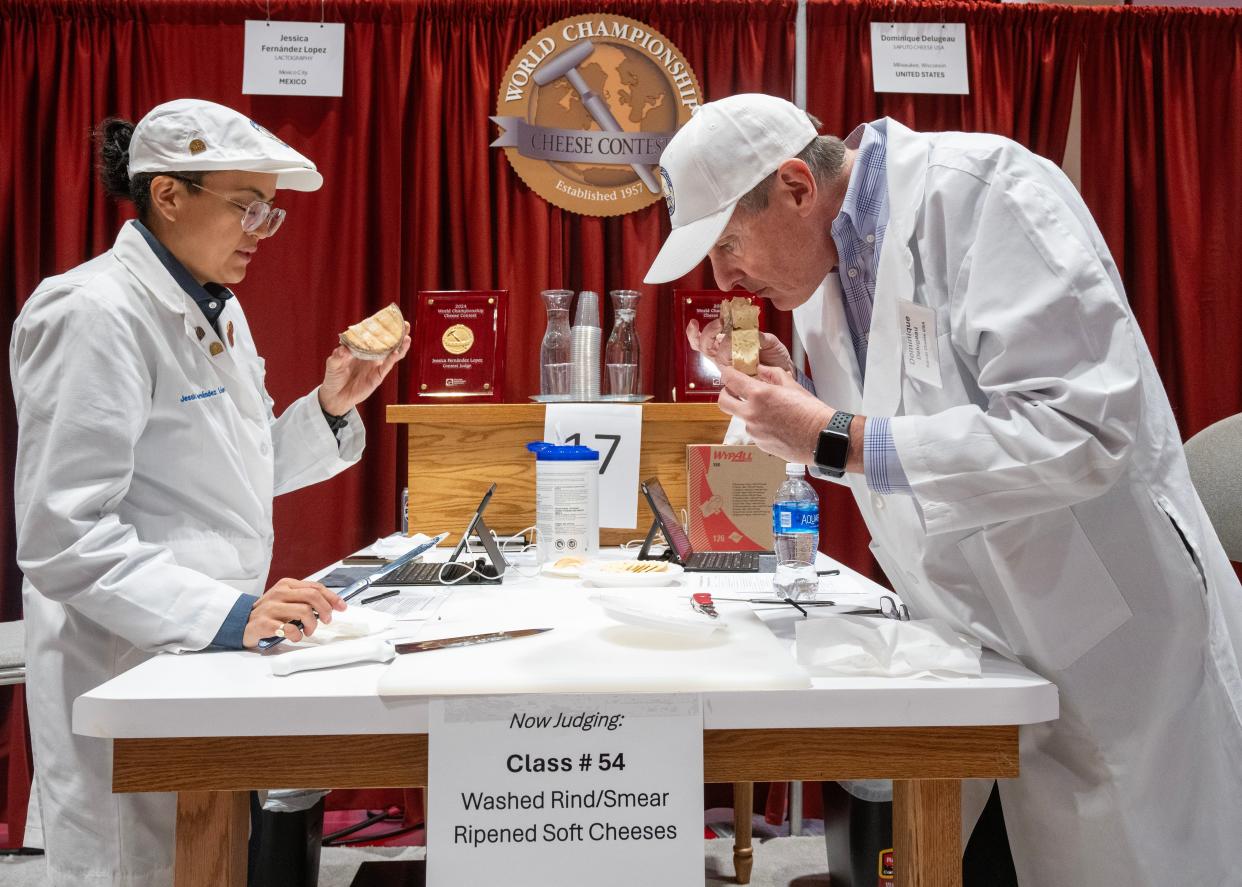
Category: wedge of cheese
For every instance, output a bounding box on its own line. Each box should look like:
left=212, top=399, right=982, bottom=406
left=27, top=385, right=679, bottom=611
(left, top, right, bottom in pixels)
left=718, top=296, right=760, bottom=375
left=340, top=303, right=405, bottom=360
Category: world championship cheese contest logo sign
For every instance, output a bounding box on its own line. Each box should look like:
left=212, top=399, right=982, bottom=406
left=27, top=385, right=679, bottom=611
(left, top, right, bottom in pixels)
left=492, top=14, right=703, bottom=217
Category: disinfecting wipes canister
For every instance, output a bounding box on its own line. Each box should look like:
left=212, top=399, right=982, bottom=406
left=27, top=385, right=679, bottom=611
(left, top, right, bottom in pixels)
left=526, top=441, right=600, bottom=563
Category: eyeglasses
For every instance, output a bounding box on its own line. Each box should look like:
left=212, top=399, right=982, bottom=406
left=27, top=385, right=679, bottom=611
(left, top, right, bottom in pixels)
left=180, top=179, right=286, bottom=236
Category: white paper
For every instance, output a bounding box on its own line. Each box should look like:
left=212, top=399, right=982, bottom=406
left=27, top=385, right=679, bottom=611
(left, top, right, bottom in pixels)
left=428, top=694, right=703, bottom=887
left=243, top=21, right=345, bottom=97
left=363, top=588, right=450, bottom=621
left=870, top=22, right=970, bottom=95
left=544, top=404, right=643, bottom=528
left=897, top=299, right=942, bottom=387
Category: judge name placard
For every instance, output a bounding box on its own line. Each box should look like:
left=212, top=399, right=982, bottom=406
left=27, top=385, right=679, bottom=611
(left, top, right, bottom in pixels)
left=414, top=291, right=507, bottom=401
left=673, top=291, right=768, bottom=401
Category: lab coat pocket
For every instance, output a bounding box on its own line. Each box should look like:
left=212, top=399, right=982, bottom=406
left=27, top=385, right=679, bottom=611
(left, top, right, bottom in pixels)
left=1150, top=493, right=1209, bottom=596
left=956, top=510, right=1132, bottom=671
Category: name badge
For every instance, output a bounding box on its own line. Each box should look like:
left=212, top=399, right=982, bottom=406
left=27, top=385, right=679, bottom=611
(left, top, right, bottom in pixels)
left=897, top=299, right=942, bottom=388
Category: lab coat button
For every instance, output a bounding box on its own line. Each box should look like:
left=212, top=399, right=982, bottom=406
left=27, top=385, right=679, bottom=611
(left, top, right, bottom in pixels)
left=260, top=442, right=270, bottom=456
left=872, top=493, right=885, bottom=511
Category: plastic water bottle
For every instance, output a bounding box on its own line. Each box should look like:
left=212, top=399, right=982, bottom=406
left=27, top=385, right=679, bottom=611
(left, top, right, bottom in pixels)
left=772, top=463, right=820, bottom=600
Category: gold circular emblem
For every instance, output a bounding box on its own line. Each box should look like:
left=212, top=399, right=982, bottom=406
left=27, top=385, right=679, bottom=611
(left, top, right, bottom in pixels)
left=188, top=138, right=207, bottom=155
left=442, top=324, right=474, bottom=355
left=494, top=14, right=702, bottom=217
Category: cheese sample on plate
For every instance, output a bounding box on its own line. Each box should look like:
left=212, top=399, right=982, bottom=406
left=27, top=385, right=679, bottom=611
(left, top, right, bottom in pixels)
left=340, top=303, right=405, bottom=360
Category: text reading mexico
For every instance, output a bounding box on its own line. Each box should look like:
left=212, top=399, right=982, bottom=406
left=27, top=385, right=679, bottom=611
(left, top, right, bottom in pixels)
left=492, top=15, right=703, bottom=217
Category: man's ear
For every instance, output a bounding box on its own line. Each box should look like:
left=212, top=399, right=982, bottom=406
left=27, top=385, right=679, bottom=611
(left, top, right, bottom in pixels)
left=147, top=175, right=185, bottom=224
left=774, top=159, right=817, bottom=215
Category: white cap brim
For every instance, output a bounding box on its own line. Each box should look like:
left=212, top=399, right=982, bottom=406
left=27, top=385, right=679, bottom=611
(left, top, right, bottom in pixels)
left=273, top=167, right=323, bottom=192
left=643, top=202, right=736, bottom=285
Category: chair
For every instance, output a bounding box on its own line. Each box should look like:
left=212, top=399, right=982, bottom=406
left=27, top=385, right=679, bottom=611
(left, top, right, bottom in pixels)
left=1184, top=413, right=1242, bottom=561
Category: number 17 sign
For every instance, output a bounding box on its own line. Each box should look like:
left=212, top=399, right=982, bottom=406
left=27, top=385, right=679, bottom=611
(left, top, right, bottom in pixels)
left=544, top=403, right=643, bottom=528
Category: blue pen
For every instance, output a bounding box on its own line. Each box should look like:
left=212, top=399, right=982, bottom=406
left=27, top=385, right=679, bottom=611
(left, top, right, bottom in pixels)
left=257, top=532, right=450, bottom=651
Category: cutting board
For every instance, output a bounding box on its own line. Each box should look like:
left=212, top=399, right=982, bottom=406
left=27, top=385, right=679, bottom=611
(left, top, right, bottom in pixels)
left=377, top=585, right=811, bottom=696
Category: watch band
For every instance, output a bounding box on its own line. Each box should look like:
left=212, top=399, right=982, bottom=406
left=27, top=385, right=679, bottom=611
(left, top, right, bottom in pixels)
left=826, top=410, right=853, bottom=435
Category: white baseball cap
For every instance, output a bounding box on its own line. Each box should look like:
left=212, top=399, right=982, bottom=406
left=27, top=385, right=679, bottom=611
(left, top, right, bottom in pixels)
left=644, top=94, right=818, bottom=284
left=127, top=98, right=323, bottom=192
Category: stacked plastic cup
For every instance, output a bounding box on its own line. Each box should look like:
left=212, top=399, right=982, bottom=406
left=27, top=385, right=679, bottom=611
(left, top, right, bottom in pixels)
left=570, top=290, right=601, bottom=401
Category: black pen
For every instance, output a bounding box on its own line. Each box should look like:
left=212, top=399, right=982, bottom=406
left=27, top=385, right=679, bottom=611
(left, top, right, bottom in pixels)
left=361, top=589, right=400, bottom=606
left=816, top=569, right=840, bottom=576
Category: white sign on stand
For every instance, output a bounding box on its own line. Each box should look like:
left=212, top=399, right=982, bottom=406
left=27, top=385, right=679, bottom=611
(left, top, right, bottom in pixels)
left=428, top=694, right=703, bottom=887
left=545, top=403, right=643, bottom=528
left=242, top=21, right=345, bottom=97
left=870, top=22, right=970, bottom=95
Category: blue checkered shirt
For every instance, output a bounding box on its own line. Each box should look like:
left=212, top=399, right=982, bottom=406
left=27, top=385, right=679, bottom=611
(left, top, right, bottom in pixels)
left=829, top=122, right=910, bottom=495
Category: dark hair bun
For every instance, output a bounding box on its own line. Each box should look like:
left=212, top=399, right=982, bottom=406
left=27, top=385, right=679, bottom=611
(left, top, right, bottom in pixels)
left=94, top=117, right=136, bottom=201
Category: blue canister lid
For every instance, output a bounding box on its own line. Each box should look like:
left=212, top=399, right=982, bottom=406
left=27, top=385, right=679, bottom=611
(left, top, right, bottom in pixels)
left=526, top=441, right=600, bottom=461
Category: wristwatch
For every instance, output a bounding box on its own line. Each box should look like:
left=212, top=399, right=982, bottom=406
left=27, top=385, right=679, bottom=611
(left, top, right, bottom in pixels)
left=814, top=410, right=855, bottom=478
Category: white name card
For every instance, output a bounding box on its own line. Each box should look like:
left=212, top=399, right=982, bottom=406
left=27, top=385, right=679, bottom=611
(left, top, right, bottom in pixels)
left=428, top=694, right=703, bottom=887
left=897, top=299, right=942, bottom=388
left=544, top=403, right=643, bottom=528
left=242, top=21, right=345, bottom=97
left=870, top=22, right=970, bottom=95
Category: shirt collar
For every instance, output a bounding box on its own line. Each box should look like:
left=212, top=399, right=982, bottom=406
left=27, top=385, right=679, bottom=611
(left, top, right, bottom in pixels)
left=132, top=219, right=233, bottom=329
left=834, top=122, right=887, bottom=240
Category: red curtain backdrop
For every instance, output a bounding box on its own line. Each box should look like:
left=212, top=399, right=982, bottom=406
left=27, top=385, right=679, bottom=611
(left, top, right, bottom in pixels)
left=5, top=0, right=1242, bottom=845
left=1078, top=7, right=1242, bottom=440
left=0, top=0, right=795, bottom=843
left=798, top=0, right=1084, bottom=590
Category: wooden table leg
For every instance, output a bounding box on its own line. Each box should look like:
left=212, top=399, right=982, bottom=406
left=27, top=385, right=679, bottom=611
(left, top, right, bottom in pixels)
left=732, top=781, right=754, bottom=884
left=893, top=779, right=961, bottom=887
left=174, top=790, right=248, bottom=887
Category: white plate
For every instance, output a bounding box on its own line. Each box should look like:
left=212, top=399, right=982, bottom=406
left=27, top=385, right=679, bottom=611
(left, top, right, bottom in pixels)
left=579, top=560, right=684, bottom=587
left=541, top=559, right=586, bottom=578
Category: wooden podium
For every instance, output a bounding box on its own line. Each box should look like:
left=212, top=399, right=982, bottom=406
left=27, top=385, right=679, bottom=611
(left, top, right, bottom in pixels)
left=386, top=403, right=732, bottom=545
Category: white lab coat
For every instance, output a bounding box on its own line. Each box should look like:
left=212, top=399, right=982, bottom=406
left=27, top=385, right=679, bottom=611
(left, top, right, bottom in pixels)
left=793, top=119, right=1242, bottom=886
left=9, top=221, right=365, bottom=887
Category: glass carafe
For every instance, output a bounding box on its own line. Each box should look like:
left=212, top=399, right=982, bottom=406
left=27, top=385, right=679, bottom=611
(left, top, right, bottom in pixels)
left=539, top=289, right=574, bottom=396
left=605, top=289, right=641, bottom=396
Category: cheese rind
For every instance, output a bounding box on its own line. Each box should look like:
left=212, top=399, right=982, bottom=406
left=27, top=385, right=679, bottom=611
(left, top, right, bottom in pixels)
left=340, top=303, right=405, bottom=360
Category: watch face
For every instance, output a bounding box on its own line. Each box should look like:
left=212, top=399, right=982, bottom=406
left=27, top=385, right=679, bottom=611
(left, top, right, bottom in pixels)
left=815, top=427, right=850, bottom=475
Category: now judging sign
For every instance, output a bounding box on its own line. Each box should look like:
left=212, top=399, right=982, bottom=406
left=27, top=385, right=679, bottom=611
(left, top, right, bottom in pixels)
left=427, top=694, right=703, bottom=887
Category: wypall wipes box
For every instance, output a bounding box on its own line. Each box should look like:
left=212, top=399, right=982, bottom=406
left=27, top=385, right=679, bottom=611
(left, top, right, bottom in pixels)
left=686, top=445, right=787, bottom=552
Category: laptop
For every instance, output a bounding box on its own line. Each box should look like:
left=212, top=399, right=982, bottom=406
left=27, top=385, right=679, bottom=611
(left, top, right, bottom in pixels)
left=373, top=484, right=506, bottom=585
left=639, top=477, right=777, bottom=573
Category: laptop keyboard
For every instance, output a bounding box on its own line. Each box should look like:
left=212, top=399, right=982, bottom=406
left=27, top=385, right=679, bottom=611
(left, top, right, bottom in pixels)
left=689, top=551, right=760, bottom=572
left=373, top=560, right=475, bottom=586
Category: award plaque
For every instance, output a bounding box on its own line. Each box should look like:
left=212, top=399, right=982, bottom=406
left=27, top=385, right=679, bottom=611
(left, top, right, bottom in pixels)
left=672, top=291, right=767, bottom=402
left=414, top=291, right=507, bottom=401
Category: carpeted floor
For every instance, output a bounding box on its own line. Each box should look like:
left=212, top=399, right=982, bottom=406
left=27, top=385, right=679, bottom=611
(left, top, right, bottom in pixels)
left=0, top=836, right=832, bottom=886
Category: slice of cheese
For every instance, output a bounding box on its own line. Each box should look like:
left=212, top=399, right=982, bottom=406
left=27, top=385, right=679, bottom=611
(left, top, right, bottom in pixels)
left=717, top=297, right=761, bottom=375
left=732, top=328, right=760, bottom=376
left=340, top=303, right=405, bottom=360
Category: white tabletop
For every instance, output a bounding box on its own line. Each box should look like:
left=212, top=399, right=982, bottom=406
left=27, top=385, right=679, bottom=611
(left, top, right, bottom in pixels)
left=73, top=547, right=1058, bottom=740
